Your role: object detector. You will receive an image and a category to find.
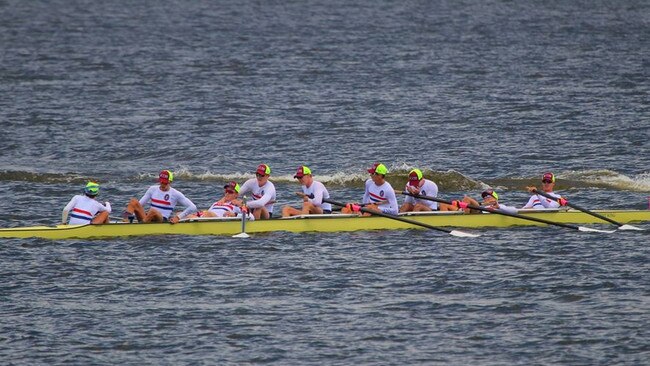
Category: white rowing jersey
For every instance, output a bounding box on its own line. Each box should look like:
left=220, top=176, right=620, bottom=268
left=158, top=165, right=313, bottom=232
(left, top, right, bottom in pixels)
left=483, top=203, right=518, bottom=215
left=363, top=179, right=399, bottom=215
left=522, top=191, right=561, bottom=209
left=403, top=179, right=439, bottom=210
left=63, top=195, right=112, bottom=225
left=303, top=180, right=332, bottom=211
left=139, top=185, right=197, bottom=219
left=207, top=200, right=242, bottom=217
left=239, top=179, right=276, bottom=213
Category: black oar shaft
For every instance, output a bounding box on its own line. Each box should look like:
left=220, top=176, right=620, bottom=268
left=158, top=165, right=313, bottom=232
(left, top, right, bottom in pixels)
left=401, top=191, right=583, bottom=231
left=323, top=199, right=454, bottom=234
left=531, top=189, right=623, bottom=227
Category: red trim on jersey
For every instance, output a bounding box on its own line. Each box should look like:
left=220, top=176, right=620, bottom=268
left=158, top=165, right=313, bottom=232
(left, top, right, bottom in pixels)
left=72, top=208, right=93, bottom=216
left=151, top=198, right=171, bottom=206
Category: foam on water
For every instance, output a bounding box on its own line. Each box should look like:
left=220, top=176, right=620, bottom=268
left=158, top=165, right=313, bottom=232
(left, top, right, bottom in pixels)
left=3, top=168, right=650, bottom=193
left=561, top=169, right=650, bottom=192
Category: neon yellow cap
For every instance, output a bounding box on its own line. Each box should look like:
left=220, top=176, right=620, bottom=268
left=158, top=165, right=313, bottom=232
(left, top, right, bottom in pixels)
left=256, top=164, right=271, bottom=175
left=224, top=181, right=240, bottom=193
left=408, top=169, right=423, bottom=186
left=481, top=189, right=499, bottom=201
left=84, top=181, right=100, bottom=196
left=294, top=165, right=312, bottom=178
left=159, top=170, right=174, bottom=183
left=368, top=163, right=388, bottom=175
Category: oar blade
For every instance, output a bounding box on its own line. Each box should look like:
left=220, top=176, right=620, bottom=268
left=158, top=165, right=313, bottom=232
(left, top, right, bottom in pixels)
left=232, top=232, right=250, bottom=238
left=449, top=230, right=480, bottom=238
left=617, top=224, right=645, bottom=231
left=577, top=226, right=615, bottom=233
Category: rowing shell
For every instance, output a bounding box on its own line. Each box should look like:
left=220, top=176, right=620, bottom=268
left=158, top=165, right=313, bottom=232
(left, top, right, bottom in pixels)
left=0, top=209, right=648, bottom=240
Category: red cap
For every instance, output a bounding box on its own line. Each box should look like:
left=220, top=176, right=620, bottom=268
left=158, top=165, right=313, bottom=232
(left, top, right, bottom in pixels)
left=293, top=165, right=312, bottom=179
left=542, top=172, right=555, bottom=183
left=256, top=164, right=270, bottom=175
left=223, top=181, right=240, bottom=193
left=408, top=171, right=421, bottom=186
left=159, top=170, right=172, bottom=184
left=367, top=163, right=388, bottom=175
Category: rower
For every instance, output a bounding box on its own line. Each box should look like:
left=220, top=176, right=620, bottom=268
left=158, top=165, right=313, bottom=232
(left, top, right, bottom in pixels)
left=439, top=188, right=517, bottom=215
left=186, top=181, right=253, bottom=220
left=238, top=164, right=276, bottom=220
left=62, top=182, right=112, bottom=225
left=522, top=172, right=565, bottom=209
left=477, top=189, right=518, bottom=214
left=342, top=163, right=399, bottom=215
left=399, top=168, right=439, bottom=212
left=124, top=170, right=197, bottom=224
left=282, top=165, right=332, bottom=217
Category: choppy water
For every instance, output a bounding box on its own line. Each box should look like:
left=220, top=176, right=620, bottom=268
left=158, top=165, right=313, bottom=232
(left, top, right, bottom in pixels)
left=1, top=0, right=649, bottom=364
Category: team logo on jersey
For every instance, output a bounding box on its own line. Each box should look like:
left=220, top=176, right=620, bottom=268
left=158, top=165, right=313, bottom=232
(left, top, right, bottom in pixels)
left=380, top=190, right=384, bottom=197
left=261, top=190, right=265, bottom=196
left=165, top=194, right=170, bottom=201
left=421, top=190, right=426, bottom=196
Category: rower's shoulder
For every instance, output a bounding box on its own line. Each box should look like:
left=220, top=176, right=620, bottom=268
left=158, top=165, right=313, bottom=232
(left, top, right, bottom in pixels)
left=168, top=186, right=185, bottom=195
left=423, top=179, right=438, bottom=188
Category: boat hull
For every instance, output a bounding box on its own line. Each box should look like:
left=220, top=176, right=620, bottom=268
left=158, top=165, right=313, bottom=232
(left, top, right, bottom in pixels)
left=1, top=209, right=648, bottom=240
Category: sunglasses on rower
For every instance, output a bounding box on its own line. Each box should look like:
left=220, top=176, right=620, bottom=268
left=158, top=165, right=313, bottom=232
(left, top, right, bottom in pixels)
left=481, top=190, right=494, bottom=199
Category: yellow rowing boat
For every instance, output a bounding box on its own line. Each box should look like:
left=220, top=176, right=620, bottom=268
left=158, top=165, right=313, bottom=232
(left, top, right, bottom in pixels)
left=0, top=209, right=648, bottom=239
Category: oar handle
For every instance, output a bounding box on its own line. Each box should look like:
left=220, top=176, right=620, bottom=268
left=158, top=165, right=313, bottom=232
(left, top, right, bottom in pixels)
left=400, top=191, right=584, bottom=231
left=530, top=189, right=623, bottom=227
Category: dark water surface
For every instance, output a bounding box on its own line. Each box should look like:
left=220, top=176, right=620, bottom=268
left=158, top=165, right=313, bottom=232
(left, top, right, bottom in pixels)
left=1, top=0, right=649, bottom=364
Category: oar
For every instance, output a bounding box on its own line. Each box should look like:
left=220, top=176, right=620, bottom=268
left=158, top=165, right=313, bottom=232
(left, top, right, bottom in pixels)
left=530, top=189, right=644, bottom=231
left=399, top=191, right=615, bottom=233
left=323, top=199, right=480, bottom=237
left=109, top=215, right=125, bottom=223
left=232, top=196, right=250, bottom=238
